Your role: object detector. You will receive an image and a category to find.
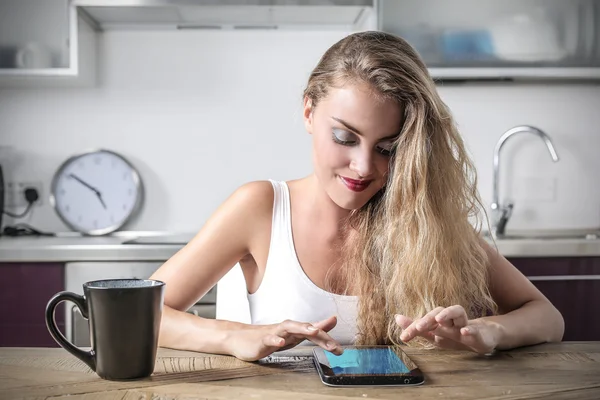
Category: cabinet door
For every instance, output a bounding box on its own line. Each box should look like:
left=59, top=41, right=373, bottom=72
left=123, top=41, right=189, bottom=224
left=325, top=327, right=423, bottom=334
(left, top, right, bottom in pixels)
left=379, top=0, right=600, bottom=80
left=508, top=257, right=600, bottom=341
left=0, top=0, right=96, bottom=87
left=0, top=0, right=71, bottom=71
left=0, top=263, right=64, bottom=347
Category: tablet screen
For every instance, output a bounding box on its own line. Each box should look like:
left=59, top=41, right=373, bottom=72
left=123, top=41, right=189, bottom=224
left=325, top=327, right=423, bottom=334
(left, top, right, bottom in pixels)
left=324, top=347, right=410, bottom=375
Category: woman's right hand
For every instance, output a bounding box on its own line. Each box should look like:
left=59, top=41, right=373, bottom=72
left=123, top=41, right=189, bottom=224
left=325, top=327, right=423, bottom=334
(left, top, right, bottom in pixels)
left=227, top=315, right=342, bottom=362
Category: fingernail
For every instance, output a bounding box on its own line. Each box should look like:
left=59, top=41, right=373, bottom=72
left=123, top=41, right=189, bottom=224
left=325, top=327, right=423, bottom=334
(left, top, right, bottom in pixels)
left=307, top=325, right=318, bottom=332
left=463, top=327, right=471, bottom=334
left=327, top=342, right=337, bottom=350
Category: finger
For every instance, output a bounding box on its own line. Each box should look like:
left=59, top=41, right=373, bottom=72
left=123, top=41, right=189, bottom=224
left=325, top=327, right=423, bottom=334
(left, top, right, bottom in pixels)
left=436, top=305, right=468, bottom=328
left=402, top=328, right=436, bottom=344
left=400, top=322, right=437, bottom=343
left=312, top=315, right=338, bottom=332
left=262, top=334, right=286, bottom=348
left=400, top=307, right=444, bottom=342
left=415, top=307, right=445, bottom=332
left=433, top=334, right=472, bottom=351
left=395, top=315, right=436, bottom=342
left=277, top=320, right=342, bottom=355
left=430, top=324, right=464, bottom=343
left=436, top=323, right=494, bottom=354
left=459, top=325, right=494, bottom=354
left=394, top=314, right=413, bottom=329
left=460, top=325, right=477, bottom=337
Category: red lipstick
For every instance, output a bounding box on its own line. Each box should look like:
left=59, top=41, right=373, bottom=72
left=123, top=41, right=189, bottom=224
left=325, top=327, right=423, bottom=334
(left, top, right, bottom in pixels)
left=340, top=176, right=372, bottom=192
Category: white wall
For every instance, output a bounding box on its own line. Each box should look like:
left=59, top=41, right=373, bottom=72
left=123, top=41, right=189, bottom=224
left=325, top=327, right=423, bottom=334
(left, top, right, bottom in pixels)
left=1, top=29, right=600, bottom=234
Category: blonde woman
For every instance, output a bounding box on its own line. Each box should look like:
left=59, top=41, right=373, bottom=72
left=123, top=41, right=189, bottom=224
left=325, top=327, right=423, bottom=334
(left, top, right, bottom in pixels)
left=150, top=31, right=564, bottom=361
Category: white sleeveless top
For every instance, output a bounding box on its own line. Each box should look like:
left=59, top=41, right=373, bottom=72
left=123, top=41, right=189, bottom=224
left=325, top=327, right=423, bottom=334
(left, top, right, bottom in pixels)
left=246, top=180, right=359, bottom=345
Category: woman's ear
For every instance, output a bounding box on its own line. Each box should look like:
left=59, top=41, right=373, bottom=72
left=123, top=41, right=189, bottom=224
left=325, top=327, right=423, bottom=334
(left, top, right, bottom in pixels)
left=303, top=96, right=314, bottom=134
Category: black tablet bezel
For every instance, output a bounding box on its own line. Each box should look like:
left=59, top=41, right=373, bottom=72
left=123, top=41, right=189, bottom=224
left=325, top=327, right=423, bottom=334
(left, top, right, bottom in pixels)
left=312, top=345, right=425, bottom=387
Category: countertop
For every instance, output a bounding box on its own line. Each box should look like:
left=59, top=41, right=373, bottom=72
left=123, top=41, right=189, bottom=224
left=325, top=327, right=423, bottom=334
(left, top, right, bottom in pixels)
left=1, top=343, right=599, bottom=399
left=1, top=230, right=600, bottom=263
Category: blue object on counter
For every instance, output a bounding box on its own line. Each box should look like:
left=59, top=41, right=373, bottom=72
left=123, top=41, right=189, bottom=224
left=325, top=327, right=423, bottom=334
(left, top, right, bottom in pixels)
left=440, top=29, right=495, bottom=61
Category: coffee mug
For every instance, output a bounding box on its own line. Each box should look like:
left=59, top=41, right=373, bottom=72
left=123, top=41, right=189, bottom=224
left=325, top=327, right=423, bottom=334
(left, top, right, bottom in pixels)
left=15, top=42, right=53, bottom=69
left=45, top=279, right=165, bottom=380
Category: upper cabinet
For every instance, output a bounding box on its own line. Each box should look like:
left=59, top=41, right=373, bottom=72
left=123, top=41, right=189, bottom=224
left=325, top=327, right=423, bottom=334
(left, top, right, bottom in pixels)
left=74, top=0, right=375, bottom=31
left=0, top=0, right=96, bottom=87
left=379, top=0, right=600, bottom=81
left=2, top=0, right=598, bottom=84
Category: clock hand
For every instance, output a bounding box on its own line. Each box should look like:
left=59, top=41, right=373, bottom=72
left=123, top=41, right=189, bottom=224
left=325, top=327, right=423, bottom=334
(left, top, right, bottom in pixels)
left=97, top=193, right=107, bottom=210
left=69, top=173, right=101, bottom=195
left=69, top=173, right=107, bottom=210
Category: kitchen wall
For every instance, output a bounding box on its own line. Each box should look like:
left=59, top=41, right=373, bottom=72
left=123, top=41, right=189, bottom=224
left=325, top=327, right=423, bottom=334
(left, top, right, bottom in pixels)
left=1, top=29, right=600, bottom=234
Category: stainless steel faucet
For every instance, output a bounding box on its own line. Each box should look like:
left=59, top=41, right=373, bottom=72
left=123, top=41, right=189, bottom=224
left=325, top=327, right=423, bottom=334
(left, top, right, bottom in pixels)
left=491, top=125, right=560, bottom=238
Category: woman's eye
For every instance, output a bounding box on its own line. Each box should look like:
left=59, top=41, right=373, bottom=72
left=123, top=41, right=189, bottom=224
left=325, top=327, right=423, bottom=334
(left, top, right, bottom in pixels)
left=332, top=129, right=356, bottom=145
left=376, top=142, right=394, bottom=156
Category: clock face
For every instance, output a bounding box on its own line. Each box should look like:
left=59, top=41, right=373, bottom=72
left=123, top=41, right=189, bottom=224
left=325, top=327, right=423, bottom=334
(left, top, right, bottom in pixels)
left=51, top=150, right=143, bottom=235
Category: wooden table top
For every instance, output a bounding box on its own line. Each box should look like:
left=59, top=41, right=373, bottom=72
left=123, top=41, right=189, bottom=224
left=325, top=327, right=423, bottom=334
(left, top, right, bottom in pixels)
left=1, top=342, right=599, bottom=400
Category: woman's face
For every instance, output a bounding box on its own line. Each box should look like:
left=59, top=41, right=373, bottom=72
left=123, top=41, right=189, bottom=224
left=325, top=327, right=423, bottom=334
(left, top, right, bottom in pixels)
left=304, top=83, right=403, bottom=210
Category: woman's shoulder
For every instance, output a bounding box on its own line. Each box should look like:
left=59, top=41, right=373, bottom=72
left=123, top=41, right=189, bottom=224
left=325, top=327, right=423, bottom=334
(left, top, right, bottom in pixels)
left=231, top=180, right=275, bottom=206
left=223, top=180, right=276, bottom=223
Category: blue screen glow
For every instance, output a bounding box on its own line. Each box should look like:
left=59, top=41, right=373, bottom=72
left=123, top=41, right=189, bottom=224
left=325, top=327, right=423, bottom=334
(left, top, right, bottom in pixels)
left=324, top=348, right=410, bottom=375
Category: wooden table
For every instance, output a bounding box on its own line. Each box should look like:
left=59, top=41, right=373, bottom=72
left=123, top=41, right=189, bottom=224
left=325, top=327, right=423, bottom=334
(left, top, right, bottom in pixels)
left=1, top=342, right=599, bottom=400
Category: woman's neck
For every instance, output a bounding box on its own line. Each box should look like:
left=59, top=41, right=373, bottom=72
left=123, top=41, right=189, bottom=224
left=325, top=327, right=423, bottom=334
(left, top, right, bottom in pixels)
left=298, top=174, right=351, bottom=233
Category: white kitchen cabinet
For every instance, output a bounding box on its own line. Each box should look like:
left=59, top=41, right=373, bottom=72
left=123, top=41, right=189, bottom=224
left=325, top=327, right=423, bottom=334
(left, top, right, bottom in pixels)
left=379, top=0, right=600, bottom=81
left=0, top=0, right=97, bottom=87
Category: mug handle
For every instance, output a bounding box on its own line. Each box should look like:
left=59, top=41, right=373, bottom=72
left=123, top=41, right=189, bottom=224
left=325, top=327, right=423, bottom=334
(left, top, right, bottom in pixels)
left=45, top=292, right=96, bottom=372
left=15, top=47, right=30, bottom=69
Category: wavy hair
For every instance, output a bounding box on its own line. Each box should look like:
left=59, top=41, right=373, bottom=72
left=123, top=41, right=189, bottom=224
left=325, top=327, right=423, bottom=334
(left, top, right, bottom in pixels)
left=303, top=31, right=497, bottom=348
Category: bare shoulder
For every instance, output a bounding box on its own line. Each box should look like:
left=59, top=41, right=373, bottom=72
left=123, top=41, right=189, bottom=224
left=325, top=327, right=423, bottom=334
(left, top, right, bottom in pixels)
left=226, top=180, right=274, bottom=221
left=220, top=180, right=275, bottom=248
left=230, top=180, right=274, bottom=205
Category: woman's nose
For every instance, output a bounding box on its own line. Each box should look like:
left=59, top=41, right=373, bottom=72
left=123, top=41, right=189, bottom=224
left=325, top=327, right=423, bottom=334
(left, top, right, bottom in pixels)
left=349, top=150, right=375, bottom=178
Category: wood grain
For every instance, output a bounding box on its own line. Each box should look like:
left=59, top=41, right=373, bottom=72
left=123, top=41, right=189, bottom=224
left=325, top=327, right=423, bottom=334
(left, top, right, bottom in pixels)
left=0, top=343, right=599, bottom=400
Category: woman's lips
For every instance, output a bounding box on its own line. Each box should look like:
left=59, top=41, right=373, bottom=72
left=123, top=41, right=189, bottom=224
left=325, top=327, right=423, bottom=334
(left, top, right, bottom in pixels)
left=340, top=176, right=373, bottom=192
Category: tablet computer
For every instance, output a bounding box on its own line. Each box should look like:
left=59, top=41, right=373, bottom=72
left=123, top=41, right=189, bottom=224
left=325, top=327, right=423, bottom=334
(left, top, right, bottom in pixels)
left=312, top=345, right=425, bottom=387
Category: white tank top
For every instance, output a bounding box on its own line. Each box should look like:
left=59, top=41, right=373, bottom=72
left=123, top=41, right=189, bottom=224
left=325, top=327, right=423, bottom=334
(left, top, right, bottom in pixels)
left=247, top=180, right=359, bottom=345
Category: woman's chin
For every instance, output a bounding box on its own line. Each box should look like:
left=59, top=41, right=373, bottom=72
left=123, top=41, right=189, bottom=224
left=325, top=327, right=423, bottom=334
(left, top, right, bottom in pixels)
left=330, top=191, right=373, bottom=211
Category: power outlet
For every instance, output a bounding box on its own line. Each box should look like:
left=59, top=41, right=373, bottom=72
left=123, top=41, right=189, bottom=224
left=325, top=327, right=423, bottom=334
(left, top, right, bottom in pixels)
left=4, top=181, right=44, bottom=208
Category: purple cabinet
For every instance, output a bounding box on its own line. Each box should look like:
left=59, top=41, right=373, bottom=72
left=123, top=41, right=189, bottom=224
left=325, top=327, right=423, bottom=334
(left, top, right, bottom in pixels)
left=508, top=257, right=600, bottom=341
left=0, top=263, right=64, bottom=347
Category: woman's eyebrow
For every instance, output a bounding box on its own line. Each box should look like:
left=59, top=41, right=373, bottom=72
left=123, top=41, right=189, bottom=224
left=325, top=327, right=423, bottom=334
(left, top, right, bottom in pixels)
left=331, top=116, right=399, bottom=141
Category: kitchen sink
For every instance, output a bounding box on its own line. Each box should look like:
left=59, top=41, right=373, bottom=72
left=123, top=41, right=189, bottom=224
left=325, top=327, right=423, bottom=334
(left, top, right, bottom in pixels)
left=483, top=231, right=600, bottom=241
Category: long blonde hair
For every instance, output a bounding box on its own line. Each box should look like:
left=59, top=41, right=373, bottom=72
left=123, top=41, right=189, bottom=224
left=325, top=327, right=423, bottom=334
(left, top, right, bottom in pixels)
left=303, top=31, right=497, bottom=348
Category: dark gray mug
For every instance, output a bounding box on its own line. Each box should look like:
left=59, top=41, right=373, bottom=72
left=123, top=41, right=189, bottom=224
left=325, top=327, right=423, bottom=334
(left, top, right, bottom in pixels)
left=45, top=279, right=165, bottom=380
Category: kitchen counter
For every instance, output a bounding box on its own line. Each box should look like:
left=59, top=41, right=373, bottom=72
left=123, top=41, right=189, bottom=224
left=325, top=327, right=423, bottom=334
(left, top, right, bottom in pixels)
left=1, top=231, right=600, bottom=263
left=0, top=343, right=599, bottom=399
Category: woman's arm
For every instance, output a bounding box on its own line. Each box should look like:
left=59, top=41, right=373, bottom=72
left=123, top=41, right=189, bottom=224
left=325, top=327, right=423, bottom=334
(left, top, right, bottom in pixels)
left=150, top=181, right=269, bottom=353
left=480, top=240, right=565, bottom=349
left=150, top=181, right=341, bottom=360
left=396, top=239, right=564, bottom=353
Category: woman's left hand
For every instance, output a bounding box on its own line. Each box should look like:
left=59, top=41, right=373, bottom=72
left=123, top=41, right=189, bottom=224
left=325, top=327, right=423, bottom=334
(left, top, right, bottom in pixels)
left=394, top=305, right=500, bottom=355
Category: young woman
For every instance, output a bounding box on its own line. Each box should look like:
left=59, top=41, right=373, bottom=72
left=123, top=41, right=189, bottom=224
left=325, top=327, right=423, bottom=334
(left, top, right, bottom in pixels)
left=150, top=31, right=564, bottom=362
